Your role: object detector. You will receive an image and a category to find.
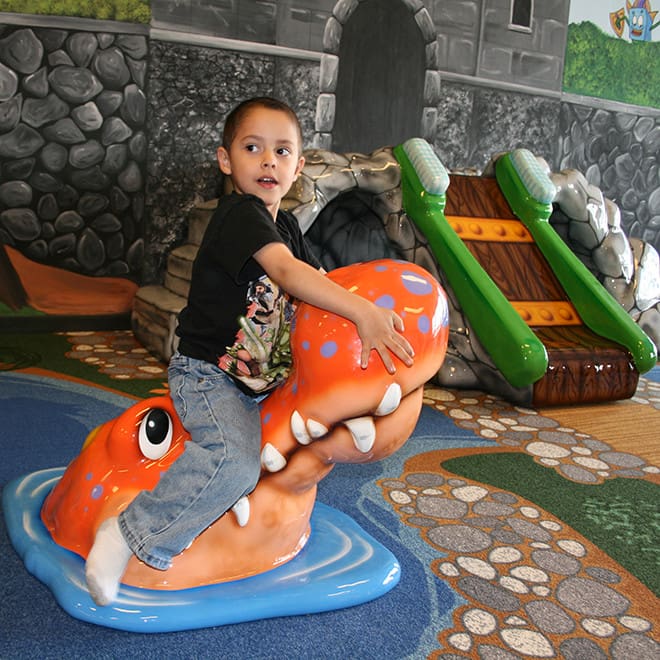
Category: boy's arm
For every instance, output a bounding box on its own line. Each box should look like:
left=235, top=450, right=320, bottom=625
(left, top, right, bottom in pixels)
left=254, top=242, right=414, bottom=374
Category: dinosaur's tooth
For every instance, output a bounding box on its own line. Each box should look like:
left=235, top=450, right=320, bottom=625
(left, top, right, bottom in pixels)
left=261, top=442, right=287, bottom=472
left=344, top=416, right=376, bottom=453
left=291, top=410, right=312, bottom=445
left=306, top=418, right=328, bottom=438
left=231, top=496, right=250, bottom=527
left=375, top=383, right=402, bottom=416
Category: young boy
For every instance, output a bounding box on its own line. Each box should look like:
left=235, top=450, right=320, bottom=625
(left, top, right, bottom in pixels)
left=85, top=97, right=414, bottom=606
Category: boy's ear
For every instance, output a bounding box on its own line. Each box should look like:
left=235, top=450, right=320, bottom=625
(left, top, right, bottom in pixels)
left=295, top=155, right=305, bottom=178
left=217, top=146, right=232, bottom=175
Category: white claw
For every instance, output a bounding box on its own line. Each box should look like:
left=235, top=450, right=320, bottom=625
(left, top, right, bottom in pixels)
left=307, top=418, right=328, bottom=438
left=291, top=410, right=312, bottom=445
left=261, top=442, right=287, bottom=472
left=344, top=416, right=376, bottom=453
left=231, top=496, right=250, bottom=527
left=375, top=383, right=402, bottom=416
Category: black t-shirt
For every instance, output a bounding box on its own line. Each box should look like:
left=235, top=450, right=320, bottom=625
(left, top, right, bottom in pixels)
left=176, top=192, right=320, bottom=393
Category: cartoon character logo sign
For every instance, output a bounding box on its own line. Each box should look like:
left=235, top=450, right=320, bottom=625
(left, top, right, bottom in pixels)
left=611, top=0, right=659, bottom=41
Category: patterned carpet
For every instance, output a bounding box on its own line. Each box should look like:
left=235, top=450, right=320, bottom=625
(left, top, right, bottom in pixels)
left=407, top=385, right=660, bottom=658
left=1, top=330, right=659, bottom=658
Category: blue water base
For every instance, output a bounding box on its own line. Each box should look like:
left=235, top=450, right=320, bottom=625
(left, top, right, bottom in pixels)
left=3, top=468, right=400, bottom=633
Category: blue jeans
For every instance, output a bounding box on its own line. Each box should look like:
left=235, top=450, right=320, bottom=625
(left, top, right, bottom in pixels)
left=119, top=352, right=262, bottom=570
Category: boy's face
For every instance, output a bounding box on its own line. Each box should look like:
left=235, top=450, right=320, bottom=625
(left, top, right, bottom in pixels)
left=217, top=106, right=305, bottom=219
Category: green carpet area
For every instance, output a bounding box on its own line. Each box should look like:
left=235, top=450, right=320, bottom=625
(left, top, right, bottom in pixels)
left=0, top=302, right=45, bottom=317
left=443, top=452, right=660, bottom=596
left=0, top=333, right=163, bottom=399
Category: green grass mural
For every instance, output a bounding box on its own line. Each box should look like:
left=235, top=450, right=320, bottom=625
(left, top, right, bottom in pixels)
left=0, top=0, right=150, bottom=23
left=564, top=21, right=660, bottom=107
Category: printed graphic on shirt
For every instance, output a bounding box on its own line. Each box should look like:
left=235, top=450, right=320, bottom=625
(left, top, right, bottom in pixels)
left=217, top=275, right=296, bottom=393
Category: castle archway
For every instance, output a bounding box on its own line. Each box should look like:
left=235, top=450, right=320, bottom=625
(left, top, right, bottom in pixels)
left=314, top=0, right=440, bottom=152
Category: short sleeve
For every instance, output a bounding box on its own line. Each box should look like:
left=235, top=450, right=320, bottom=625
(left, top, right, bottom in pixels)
left=218, top=196, right=285, bottom=282
left=277, top=210, right=322, bottom=270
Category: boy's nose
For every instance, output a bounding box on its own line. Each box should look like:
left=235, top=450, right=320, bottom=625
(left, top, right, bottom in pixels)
left=261, top=151, right=276, bottom=167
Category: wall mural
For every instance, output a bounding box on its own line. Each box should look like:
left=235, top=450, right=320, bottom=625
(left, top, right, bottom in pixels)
left=0, top=1, right=150, bottom=23
left=564, top=0, right=660, bottom=106
left=1, top=0, right=659, bottom=333
left=0, top=6, right=149, bottom=329
left=610, top=0, right=659, bottom=41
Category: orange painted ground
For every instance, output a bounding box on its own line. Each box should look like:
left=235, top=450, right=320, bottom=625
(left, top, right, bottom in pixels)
left=6, top=245, right=137, bottom=315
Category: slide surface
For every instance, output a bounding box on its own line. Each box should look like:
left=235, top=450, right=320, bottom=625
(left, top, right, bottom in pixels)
left=394, top=140, right=656, bottom=403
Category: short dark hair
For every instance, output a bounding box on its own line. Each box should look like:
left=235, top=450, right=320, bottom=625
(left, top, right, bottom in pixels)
left=222, top=97, right=303, bottom=151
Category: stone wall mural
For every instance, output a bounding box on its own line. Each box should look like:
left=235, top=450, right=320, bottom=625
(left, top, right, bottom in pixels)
left=0, top=23, right=148, bottom=323
left=1, top=0, right=658, bottom=332
left=143, top=39, right=318, bottom=285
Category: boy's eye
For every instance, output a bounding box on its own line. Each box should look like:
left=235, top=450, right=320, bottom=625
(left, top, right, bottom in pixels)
left=277, top=147, right=291, bottom=156
left=245, top=144, right=258, bottom=152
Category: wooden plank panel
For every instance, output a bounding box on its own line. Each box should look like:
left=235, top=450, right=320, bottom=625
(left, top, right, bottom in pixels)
left=446, top=176, right=517, bottom=218
left=464, top=240, right=567, bottom=300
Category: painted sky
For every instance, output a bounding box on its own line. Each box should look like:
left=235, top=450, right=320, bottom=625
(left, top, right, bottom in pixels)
left=569, top=0, right=659, bottom=41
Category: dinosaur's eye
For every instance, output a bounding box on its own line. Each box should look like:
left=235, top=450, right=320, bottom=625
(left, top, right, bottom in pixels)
left=138, top=408, right=173, bottom=460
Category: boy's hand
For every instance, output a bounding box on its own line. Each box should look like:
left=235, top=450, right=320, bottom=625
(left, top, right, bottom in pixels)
left=355, top=302, right=415, bottom=374
left=253, top=243, right=415, bottom=374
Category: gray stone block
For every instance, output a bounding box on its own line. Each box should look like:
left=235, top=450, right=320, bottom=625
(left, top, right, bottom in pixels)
left=187, top=202, right=215, bottom=246
left=164, top=271, right=190, bottom=299
left=168, top=244, right=197, bottom=281
left=131, top=284, right=186, bottom=362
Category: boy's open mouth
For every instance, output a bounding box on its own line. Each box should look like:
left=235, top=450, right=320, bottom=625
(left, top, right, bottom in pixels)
left=258, top=176, right=277, bottom=185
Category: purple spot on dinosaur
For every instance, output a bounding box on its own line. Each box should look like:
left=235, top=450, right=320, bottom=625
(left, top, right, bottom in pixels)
left=418, top=315, right=431, bottom=334
left=401, top=271, right=433, bottom=296
left=375, top=294, right=395, bottom=309
left=321, top=341, right=338, bottom=358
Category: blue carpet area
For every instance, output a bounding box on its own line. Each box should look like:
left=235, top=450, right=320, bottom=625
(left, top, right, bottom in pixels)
left=0, top=372, right=489, bottom=659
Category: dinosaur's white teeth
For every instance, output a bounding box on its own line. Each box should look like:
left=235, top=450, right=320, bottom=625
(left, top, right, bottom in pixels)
left=306, top=418, right=328, bottom=438
left=291, top=410, right=312, bottom=445
left=231, top=496, right=250, bottom=527
left=261, top=442, right=287, bottom=472
left=344, top=416, right=376, bottom=453
left=375, top=383, right=402, bottom=416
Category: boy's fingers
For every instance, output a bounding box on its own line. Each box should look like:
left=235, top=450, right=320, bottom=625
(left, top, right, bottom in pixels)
left=400, top=335, right=415, bottom=359
left=378, top=346, right=396, bottom=374
left=390, top=337, right=413, bottom=366
left=360, top=343, right=396, bottom=373
left=360, top=344, right=370, bottom=369
left=392, top=312, right=405, bottom=332
left=389, top=313, right=414, bottom=358
left=359, top=338, right=414, bottom=372
left=388, top=330, right=414, bottom=361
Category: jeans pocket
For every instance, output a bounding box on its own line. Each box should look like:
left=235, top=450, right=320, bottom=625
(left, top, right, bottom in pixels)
left=171, top=376, right=188, bottom=423
left=168, top=351, right=187, bottom=374
left=168, top=355, right=191, bottom=423
left=192, top=362, right=230, bottom=391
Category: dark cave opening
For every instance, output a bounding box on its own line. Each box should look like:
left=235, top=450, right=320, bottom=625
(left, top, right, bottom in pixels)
left=304, top=189, right=403, bottom=271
